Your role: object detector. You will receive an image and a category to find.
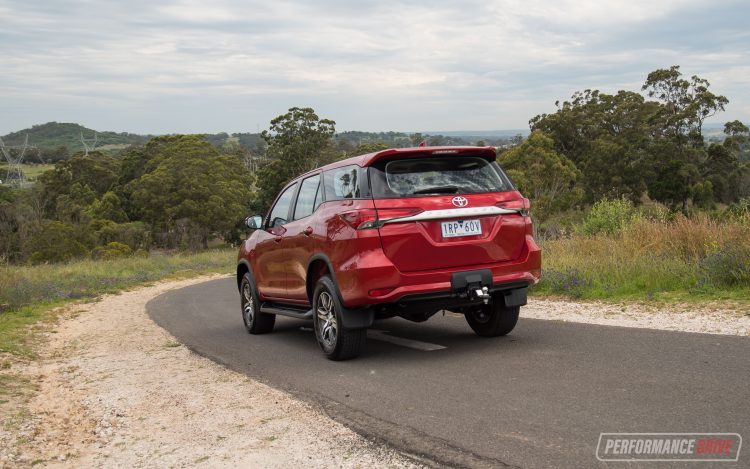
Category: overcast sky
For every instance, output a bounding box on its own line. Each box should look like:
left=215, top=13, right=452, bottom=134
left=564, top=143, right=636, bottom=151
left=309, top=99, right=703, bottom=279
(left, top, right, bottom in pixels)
left=1, top=0, right=748, bottom=135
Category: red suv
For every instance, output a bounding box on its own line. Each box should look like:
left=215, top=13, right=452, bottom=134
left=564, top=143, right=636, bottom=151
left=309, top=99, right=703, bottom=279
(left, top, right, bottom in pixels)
left=237, top=146, right=541, bottom=360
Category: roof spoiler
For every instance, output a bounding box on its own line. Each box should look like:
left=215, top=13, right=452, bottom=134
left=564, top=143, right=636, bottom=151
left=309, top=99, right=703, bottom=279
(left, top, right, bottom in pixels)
left=366, top=146, right=497, bottom=166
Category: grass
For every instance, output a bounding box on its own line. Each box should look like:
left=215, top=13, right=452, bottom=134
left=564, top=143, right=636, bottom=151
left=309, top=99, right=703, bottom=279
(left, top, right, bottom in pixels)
left=0, top=249, right=235, bottom=357
left=532, top=215, right=750, bottom=304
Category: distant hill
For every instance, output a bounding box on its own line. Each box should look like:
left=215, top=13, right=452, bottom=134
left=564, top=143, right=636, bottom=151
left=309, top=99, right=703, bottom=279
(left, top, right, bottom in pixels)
left=1, top=122, right=150, bottom=150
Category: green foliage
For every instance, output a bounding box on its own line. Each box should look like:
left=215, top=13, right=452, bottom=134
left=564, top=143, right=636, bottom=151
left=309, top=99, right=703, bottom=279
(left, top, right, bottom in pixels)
left=128, top=135, right=254, bottom=248
left=348, top=142, right=388, bottom=156
left=531, top=66, right=741, bottom=209
left=85, top=191, right=128, bottom=222
left=695, top=245, right=750, bottom=289
left=577, top=198, right=642, bottom=236
left=23, top=220, right=90, bottom=264
left=90, top=220, right=150, bottom=250
left=39, top=151, right=121, bottom=222
left=498, top=131, right=583, bottom=221
left=255, top=107, right=336, bottom=212
left=91, top=242, right=132, bottom=260
left=727, top=198, right=750, bottom=221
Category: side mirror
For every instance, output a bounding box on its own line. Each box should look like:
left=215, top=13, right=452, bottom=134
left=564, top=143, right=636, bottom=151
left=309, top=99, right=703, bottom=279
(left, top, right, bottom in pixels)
left=245, top=215, right=263, bottom=230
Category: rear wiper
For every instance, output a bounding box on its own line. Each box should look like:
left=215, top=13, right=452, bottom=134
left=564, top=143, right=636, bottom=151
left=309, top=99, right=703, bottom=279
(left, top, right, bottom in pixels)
left=411, top=185, right=460, bottom=195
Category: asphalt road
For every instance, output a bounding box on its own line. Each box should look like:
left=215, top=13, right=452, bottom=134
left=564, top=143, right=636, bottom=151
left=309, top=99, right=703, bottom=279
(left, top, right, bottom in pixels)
left=147, top=278, right=749, bottom=468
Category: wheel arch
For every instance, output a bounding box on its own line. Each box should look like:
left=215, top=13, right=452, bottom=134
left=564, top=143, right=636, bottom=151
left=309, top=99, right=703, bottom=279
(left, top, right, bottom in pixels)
left=237, top=259, right=253, bottom=291
left=306, top=254, right=338, bottom=303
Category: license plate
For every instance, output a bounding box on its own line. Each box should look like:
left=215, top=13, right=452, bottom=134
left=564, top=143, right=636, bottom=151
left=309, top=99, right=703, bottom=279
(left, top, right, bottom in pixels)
left=441, top=219, right=482, bottom=238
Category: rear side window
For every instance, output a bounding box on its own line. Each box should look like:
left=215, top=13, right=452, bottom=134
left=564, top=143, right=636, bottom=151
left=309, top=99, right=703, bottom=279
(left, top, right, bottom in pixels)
left=323, top=165, right=362, bottom=200
left=369, top=156, right=513, bottom=198
left=293, top=174, right=322, bottom=220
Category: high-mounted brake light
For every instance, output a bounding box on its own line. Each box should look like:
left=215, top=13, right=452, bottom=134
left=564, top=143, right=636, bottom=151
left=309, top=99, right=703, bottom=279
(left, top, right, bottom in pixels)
left=496, top=198, right=530, bottom=217
left=432, top=150, right=458, bottom=154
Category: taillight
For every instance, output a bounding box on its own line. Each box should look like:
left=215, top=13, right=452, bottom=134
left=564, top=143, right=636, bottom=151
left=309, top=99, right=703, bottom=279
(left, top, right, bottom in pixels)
left=340, top=209, right=378, bottom=229
left=496, top=198, right=530, bottom=217
left=339, top=208, right=423, bottom=230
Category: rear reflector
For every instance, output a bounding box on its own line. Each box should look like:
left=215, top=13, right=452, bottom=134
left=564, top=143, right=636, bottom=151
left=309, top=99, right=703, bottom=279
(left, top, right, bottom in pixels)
left=369, top=287, right=395, bottom=297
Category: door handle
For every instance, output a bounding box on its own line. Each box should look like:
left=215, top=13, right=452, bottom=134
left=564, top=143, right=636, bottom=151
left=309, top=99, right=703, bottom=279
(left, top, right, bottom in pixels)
left=303, top=227, right=313, bottom=236
left=274, top=236, right=283, bottom=243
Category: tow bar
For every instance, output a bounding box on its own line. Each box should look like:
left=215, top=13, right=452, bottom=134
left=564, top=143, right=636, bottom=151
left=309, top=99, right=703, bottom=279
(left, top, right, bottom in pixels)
left=471, top=286, right=491, bottom=304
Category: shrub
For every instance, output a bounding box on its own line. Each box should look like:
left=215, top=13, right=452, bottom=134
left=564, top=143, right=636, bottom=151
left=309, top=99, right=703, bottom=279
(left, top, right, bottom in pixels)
left=91, top=242, right=133, bottom=260
left=91, top=220, right=151, bottom=250
left=24, top=220, right=91, bottom=264
left=541, top=269, right=593, bottom=298
left=577, top=198, right=642, bottom=236
left=696, top=245, right=750, bottom=289
left=728, top=198, right=750, bottom=223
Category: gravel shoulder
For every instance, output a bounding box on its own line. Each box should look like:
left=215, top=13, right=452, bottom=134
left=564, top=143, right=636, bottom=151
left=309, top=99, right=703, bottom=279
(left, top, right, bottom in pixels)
left=524, top=297, right=749, bottom=336
left=1, top=275, right=421, bottom=468
left=2, top=277, right=747, bottom=467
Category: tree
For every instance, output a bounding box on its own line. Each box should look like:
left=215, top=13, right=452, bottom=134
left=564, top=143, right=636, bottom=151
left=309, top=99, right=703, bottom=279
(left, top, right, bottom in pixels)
left=497, top=131, right=583, bottom=221
left=348, top=142, right=388, bottom=156
left=128, top=135, right=254, bottom=248
left=530, top=89, right=657, bottom=202
left=642, top=66, right=728, bottom=144
left=38, top=151, right=120, bottom=219
left=255, top=107, right=336, bottom=212
left=531, top=66, right=733, bottom=210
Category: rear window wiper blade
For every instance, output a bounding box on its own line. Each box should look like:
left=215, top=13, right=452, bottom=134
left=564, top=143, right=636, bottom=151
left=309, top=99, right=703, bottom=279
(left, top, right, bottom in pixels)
left=411, top=185, right=461, bottom=195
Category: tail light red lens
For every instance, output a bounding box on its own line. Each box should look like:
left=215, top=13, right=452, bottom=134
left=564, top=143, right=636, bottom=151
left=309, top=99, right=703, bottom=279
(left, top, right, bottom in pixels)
left=496, top=198, right=530, bottom=217
left=339, top=209, right=378, bottom=229
left=339, top=208, right=423, bottom=230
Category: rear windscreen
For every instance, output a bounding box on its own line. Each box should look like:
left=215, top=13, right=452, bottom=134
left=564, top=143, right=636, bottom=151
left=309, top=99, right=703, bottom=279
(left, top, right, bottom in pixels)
left=368, top=156, right=514, bottom=198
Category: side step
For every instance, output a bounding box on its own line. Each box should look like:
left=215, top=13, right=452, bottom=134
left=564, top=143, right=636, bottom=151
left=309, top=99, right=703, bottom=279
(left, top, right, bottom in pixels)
left=259, top=302, right=313, bottom=320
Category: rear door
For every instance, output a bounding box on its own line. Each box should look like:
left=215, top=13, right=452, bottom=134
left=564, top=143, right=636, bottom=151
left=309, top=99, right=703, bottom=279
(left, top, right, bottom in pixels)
left=368, top=152, right=528, bottom=273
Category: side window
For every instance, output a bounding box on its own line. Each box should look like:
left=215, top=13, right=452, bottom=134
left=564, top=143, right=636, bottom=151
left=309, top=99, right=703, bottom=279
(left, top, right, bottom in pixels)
left=323, top=165, right=361, bottom=200
left=268, top=183, right=297, bottom=228
left=293, top=174, right=321, bottom=220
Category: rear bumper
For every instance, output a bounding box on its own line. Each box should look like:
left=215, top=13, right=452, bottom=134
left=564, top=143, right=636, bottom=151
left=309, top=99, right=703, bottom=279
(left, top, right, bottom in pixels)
left=338, top=235, right=541, bottom=308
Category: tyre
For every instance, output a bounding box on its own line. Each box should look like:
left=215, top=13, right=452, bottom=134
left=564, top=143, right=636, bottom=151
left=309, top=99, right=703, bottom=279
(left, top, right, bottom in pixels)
left=240, top=272, right=275, bottom=334
left=465, top=302, right=520, bottom=337
left=313, top=276, right=367, bottom=360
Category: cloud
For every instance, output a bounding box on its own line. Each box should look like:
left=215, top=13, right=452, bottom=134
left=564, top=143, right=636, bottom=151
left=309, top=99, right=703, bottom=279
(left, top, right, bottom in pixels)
left=0, top=0, right=747, bottom=134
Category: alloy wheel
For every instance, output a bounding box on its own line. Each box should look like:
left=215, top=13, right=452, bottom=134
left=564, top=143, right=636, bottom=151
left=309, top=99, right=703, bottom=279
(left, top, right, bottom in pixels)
left=316, top=291, right=338, bottom=348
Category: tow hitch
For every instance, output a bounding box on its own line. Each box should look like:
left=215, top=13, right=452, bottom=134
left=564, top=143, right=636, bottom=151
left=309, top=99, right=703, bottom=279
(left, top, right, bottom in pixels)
left=451, top=269, right=493, bottom=304
left=471, top=286, right=491, bottom=304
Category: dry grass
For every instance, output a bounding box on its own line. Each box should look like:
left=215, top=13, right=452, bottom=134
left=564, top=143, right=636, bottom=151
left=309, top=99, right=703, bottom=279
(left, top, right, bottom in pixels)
left=535, top=215, right=750, bottom=302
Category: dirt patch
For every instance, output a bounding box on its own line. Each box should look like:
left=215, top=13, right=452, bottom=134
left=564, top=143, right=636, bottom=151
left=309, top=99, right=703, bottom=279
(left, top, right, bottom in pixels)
left=1, top=275, right=422, bottom=468
left=524, top=298, right=750, bottom=336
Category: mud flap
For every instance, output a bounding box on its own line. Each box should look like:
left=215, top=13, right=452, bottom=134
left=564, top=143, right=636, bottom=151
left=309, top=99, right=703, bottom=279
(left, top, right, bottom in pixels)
left=339, top=306, right=375, bottom=329
left=502, top=287, right=527, bottom=307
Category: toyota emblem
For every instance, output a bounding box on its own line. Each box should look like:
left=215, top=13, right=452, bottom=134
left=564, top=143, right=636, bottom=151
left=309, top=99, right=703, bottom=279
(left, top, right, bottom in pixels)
left=452, top=196, right=468, bottom=207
